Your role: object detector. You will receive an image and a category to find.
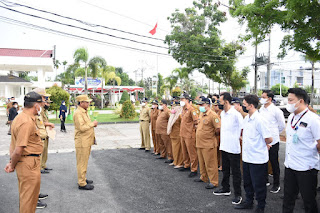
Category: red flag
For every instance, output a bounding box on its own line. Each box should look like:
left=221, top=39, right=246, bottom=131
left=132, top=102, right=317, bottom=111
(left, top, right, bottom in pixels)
left=149, top=23, right=157, bottom=35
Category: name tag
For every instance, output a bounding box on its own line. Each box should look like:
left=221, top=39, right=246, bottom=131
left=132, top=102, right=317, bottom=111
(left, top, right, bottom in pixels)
left=292, top=133, right=299, bottom=144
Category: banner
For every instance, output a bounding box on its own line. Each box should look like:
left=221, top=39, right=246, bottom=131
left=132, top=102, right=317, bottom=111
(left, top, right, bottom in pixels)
left=75, top=77, right=102, bottom=88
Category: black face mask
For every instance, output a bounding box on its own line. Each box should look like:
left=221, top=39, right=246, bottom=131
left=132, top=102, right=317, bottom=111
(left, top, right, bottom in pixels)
left=218, top=104, right=224, bottom=110
left=44, top=105, right=49, bottom=110
left=242, top=105, right=249, bottom=113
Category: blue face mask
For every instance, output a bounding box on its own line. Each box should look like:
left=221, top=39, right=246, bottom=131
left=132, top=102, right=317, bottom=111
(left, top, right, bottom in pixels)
left=199, top=106, right=206, bottom=113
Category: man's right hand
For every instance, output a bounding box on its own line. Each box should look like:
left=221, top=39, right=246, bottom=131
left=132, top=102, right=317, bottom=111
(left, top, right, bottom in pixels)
left=4, top=163, right=14, bottom=173
left=93, top=121, right=98, bottom=127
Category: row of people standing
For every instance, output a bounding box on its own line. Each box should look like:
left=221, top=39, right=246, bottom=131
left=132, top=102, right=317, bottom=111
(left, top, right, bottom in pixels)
left=139, top=88, right=320, bottom=213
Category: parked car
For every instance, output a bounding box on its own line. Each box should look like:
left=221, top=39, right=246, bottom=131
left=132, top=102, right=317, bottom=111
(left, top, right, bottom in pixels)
left=274, top=95, right=288, bottom=106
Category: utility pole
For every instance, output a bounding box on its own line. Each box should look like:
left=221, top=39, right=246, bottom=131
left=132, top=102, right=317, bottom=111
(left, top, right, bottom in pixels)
left=254, top=39, right=258, bottom=95
left=267, top=33, right=271, bottom=89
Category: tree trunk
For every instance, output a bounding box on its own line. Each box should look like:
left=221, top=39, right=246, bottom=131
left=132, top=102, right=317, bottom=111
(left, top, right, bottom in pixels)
left=101, top=79, right=104, bottom=109
left=311, top=62, right=315, bottom=107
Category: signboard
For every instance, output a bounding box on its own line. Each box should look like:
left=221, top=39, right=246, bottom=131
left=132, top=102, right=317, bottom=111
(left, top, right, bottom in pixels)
left=75, top=77, right=102, bottom=88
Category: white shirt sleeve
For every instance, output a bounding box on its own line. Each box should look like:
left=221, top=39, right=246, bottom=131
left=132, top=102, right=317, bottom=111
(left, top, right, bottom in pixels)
left=310, top=116, right=320, bottom=141
left=257, top=117, right=272, bottom=140
left=275, top=108, right=286, bottom=133
left=237, top=112, right=244, bottom=131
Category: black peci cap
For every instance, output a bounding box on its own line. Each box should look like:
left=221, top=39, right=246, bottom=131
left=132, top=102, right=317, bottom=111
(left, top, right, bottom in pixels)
left=24, top=91, right=43, bottom=103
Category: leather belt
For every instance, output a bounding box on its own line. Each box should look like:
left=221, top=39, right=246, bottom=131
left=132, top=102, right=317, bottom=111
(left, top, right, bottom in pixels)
left=23, top=154, right=41, bottom=157
left=140, top=120, right=148, bottom=122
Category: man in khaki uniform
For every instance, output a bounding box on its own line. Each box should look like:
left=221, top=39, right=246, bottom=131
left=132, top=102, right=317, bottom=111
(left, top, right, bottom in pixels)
left=194, top=98, right=221, bottom=189
left=168, top=101, right=183, bottom=168
left=74, top=95, right=98, bottom=190
left=138, top=98, right=151, bottom=152
left=155, top=100, right=173, bottom=162
left=179, top=93, right=199, bottom=178
left=4, top=92, right=44, bottom=213
left=150, top=100, right=160, bottom=155
left=32, top=88, right=55, bottom=174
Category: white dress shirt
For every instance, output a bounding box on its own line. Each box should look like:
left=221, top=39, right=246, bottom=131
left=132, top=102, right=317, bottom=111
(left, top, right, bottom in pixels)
left=284, top=108, right=320, bottom=171
left=259, top=103, right=285, bottom=145
left=220, top=106, right=244, bottom=154
left=242, top=110, right=272, bottom=164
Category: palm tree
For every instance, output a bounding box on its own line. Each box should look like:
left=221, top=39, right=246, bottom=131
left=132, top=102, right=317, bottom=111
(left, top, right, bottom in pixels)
left=53, top=59, right=61, bottom=81
left=73, top=48, right=89, bottom=94
left=105, top=66, right=121, bottom=106
left=164, top=75, right=178, bottom=95
left=172, top=67, right=190, bottom=85
left=62, top=60, right=68, bottom=72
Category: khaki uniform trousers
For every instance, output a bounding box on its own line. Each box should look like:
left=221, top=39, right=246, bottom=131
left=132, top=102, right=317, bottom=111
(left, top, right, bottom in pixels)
left=76, top=146, right=91, bottom=186
left=139, top=121, right=151, bottom=150
left=151, top=129, right=158, bottom=153
left=171, top=137, right=183, bottom=166
left=197, top=148, right=219, bottom=186
left=40, top=137, right=49, bottom=169
left=159, top=134, right=173, bottom=160
left=181, top=137, right=198, bottom=172
left=16, top=156, right=41, bottom=213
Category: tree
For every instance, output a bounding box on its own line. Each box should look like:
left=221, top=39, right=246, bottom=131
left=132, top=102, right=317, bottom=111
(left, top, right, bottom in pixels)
left=228, top=67, right=250, bottom=95
left=157, top=73, right=164, bottom=95
left=165, top=0, right=244, bottom=89
left=229, top=0, right=320, bottom=61
left=164, top=75, right=178, bottom=95
left=303, top=54, right=319, bottom=107
left=105, top=66, right=121, bottom=106
left=271, top=84, right=288, bottom=97
left=120, top=100, right=136, bottom=119
left=172, top=68, right=190, bottom=85
left=119, top=90, right=130, bottom=104
left=46, top=85, right=70, bottom=119
left=172, top=87, right=182, bottom=97
left=73, top=47, right=89, bottom=94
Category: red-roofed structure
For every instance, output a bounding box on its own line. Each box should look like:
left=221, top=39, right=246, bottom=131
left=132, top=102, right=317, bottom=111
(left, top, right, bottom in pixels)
left=0, top=48, right=53, bottom=58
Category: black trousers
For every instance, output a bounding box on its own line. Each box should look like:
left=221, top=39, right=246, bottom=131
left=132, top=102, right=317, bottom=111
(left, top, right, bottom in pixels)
left=283, top=168, right=318, bottom=213
left=61, top=117, right=66, bottom=131
left=221, top=151, right=242, bottom=196
left=243, top=161, right=267, bottom=209
left=267, top=142, right=280, bottom=186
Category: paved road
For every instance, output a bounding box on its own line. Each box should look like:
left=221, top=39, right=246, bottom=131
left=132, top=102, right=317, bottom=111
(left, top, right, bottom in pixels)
left=1, top=143, right=316, bottom=213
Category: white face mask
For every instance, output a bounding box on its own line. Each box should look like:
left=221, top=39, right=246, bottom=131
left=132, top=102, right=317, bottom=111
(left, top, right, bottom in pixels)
left=158, top=105, right=164, bottom=110
left=260, top=98, right=268, bottom=105
left=36, top=104, right=42, bottom=115
left=62, top=103, right=65, bottom=105
left=14, top=105, right=18, bottom=108
left=141, top=103, right=146, bottom=107
left=286, top=101, right=299, bottom=113
left=180, top=101, right=186, bottom=107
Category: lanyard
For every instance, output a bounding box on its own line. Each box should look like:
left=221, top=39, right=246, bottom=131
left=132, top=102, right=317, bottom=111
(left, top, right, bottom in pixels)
left=291, top=110, right=308, bottom=130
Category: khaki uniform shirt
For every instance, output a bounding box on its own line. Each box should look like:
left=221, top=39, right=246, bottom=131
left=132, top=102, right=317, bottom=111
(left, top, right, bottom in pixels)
left=150, top=108, right=160, bottom=131
left=6, top=102, right=20, bottom=112
left=196, top=109, right=221, bottom=148
left=170, top=116, right=181, bottom=139
left=140, top=107, right=151, bottom=121
left=156, top=108, right=170, bottom=135
left=180, top=105, right=199, bottom=139
left=10, top=111, right=43, bottom=156
left=73, top=106, right=95, bottom=148
left=36, top=108, right=48, bottom=139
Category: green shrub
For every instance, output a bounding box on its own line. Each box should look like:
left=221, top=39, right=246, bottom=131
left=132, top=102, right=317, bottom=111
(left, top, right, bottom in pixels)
left=271, top=84, right=289, bottom=96
left=135, top=101, right=140, bottom=106
left=120, top=100, right=136, bottom=119
left=119, top=90, right=130, bottom=104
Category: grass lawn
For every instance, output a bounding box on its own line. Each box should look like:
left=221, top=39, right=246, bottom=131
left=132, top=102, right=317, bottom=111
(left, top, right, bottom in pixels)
left=49, top=113, right=139, bottom=124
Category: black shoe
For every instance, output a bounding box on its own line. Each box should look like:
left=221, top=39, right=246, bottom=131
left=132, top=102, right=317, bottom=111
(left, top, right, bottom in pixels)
left=7, top=133, right=11, bottom=135
left=78, top=184, right=94, bottom=190
left=86, top=179, right=93, bottom=184
left=188, top=172, right=197, bottom=178
left=205, top=183, right=216, bottom=189
left=234, top=201, right=253, bottom=209
left=232, top=196, right=242, bottom=205
left=156, top=156, right=165, bottom=159
left=41, top=169, right=50, bottom=174
left=38, top=193, right=48, bottom=200
left=254, top=208, right=264, bottom=213
left=164, top=159, right=174, bottom=163
left=270, top=186, right=280, bottom=193
left=138, top=148, right=145, bottom=150
left=178, top=167, right=189, bottom=172
left=194, top=178, right=204, bottom=183
left=44, top=167, right=53, bottom=171
left=145, top=150, right=150, bottom=152
left=213, top=188, right=231, bottom=196
left=36, top=200, right=47, bottom=209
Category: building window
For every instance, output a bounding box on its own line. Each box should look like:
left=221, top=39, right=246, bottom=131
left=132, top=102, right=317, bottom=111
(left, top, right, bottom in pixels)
left=297, top=77, right=303, bottom=86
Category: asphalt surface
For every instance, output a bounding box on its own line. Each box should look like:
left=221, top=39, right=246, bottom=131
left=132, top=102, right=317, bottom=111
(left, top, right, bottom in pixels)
left=0, top=143, right=318, bottom=213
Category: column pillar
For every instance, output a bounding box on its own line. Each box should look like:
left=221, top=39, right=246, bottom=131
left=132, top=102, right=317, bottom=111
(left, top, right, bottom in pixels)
left=37, top=69, right=45, bottom=88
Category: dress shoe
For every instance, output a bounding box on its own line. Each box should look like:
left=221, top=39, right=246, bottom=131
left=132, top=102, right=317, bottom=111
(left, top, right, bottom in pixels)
left=174, top=165, right=183, bottom=169
left=188, top=171, right=197, bottom=178
left=145, top=150, right=150, bottom=152
left=78, top=184, right=94, bottom=190
left=205, top=183, right=216, bottom=189
left=36, top=200, right=47, bottom=209
left=164, top=159, right=174, bottom=163
left=194, top=178, right=204, bottom=183
left=234, top=201, right=253, bottom=209
left=38, top=193, right=48, bottom=200
left=41, top=169, right=49, bottom=174
left=44, top=167, right=53, bottom=171
left=169, top=163, right=174, bottom=166
left=86, top=179, right=93, bottom=184
left=157, top=156, right=165, bottom=159
left=138, top=148, right=145, bottom=150
left=178, top=167, right=189, bottom=171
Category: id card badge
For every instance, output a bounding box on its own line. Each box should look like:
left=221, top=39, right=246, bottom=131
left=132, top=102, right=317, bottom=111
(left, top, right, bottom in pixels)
left=292, top=133, right=299, bottom=144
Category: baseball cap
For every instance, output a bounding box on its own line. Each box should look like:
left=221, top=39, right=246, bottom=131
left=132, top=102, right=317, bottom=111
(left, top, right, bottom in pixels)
left=24, top=92, right=43, bottom=103
left=32, top=88, right=51, bottom=97
left=76, top=95, right=92, bottom=102
left=231, top=97, right=241, bottom=104
left=197, top=98, right=211, bottom=105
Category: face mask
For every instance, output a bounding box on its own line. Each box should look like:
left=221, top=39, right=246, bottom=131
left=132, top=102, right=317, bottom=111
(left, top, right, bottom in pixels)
left=44, top=105, right=49, bottom=110
left=218, top=104, right=224, bottom=110
left=171, top=109, right=176, bottom=114
left=14, top=105, right=18, bottom=108
left=62, top=103, right=65, bottom=105
left=36, top=104, right=42, bottom=115
left=260, top=98, right=268, bottom=105
left=180, top=101, right=186, bottom=107
left=158, top=105, right=164, bottom=110
left=141, top=103, right=146, bottom=107
left=199, top=106, right=206, bottom=113
left=286, top=101, right=299, bottom=113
